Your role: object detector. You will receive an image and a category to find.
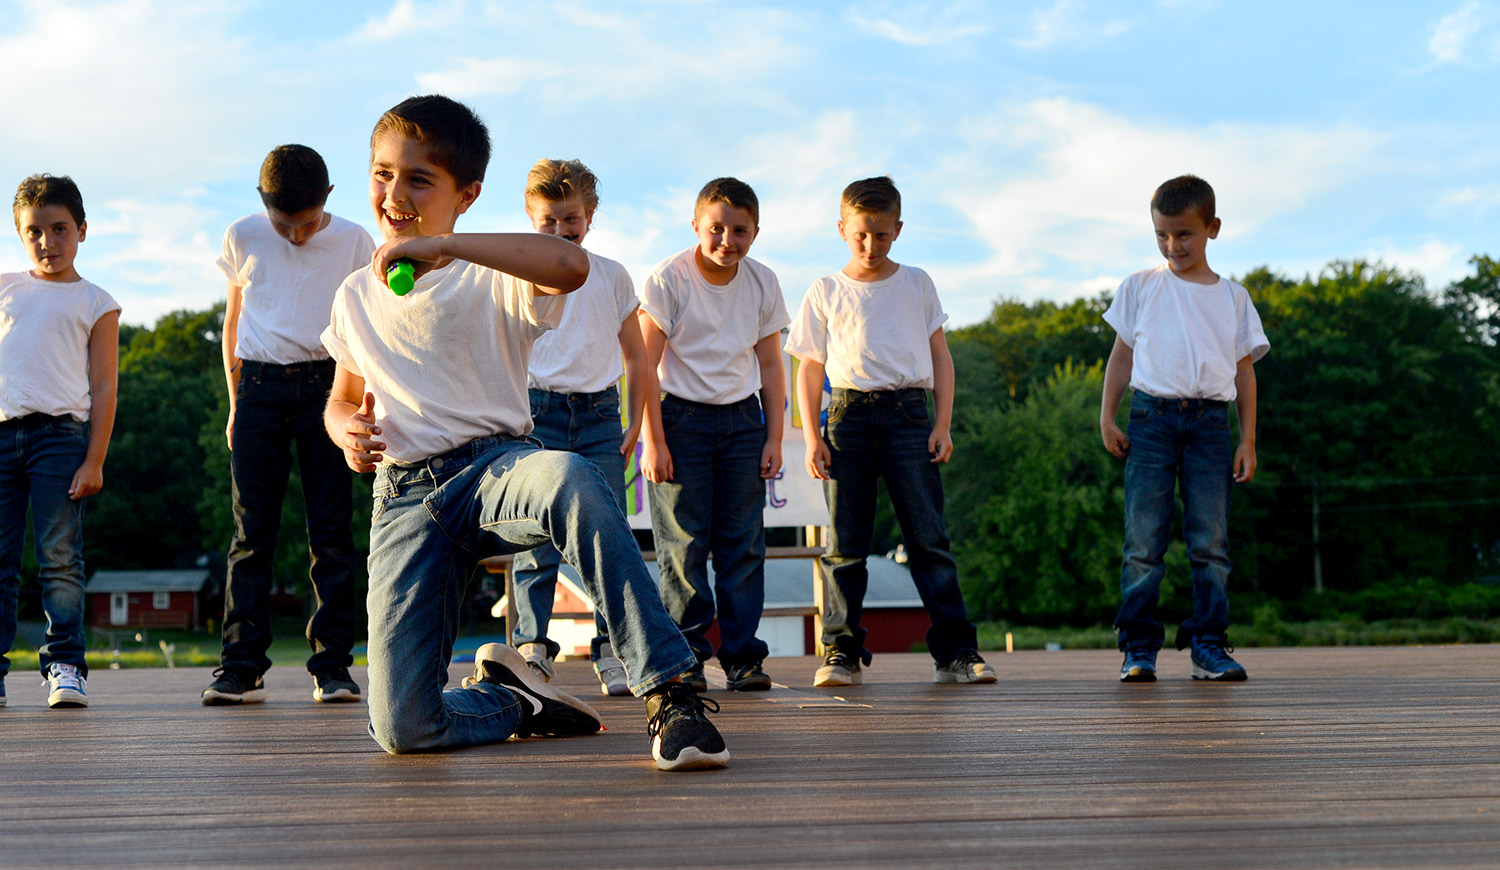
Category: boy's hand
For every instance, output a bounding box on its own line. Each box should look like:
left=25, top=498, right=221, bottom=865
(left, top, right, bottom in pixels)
left=225, top=404, right=235, bottom=450
left=620, top=419, right=644, bottom=457
left=1234, top=440, right=1257, bottom=483
left=760, top=440, right=783, bottom=480
left=1101, top=420, right=1130, bottom=458
left=372, top=236, right=448, bottom=286
left=928, top=426, right=953, bottom=464
left=804, top=435, right=831, bottom=481
left=642, top=438, right=673, bottom=484
left=338, top=392, right=387, bottom=473
left=69, top=460, right=104, bottom=500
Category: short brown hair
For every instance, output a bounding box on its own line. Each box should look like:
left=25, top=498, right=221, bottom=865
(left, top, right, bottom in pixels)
left=257, top=144, right=330, bottom=214
left=694, top=177, right=759, bottom=226
left=371, top=95, right=491, bottom=189
left=841, top=176, right=901, bottom=220
left=13, top=174, right=85, bottom=229
left=525, top=159, right=600, bottom=214
left=1151, top=175, right=1215, bottom=225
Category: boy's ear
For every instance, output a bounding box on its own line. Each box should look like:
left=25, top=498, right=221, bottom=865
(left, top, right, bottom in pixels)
left=456, top=180, right=482, bottom=215
left=893, top=219, right=904, bottom=240
left=77, top=220, right=87, bottom=242
left=1207, top=217, right=1221, bottom=239
left=836, top=219, right=846, bottom=239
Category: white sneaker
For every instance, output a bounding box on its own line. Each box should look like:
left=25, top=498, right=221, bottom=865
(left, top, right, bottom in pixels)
left=517, top=642, right=555, bottom=683
left=593, top=642, right=630, bottom=696
left=46, top=663, right=88, bottom=708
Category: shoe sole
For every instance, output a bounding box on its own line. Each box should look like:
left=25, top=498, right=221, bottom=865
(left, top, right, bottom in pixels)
left=1191, top=666, right=1248, bottom=681
left=934, top=670, right=998, bottom=684
left=653, top=738, right=731, bottom=772
left=48, top=690, right=88, bottom=708
left=813, top=668, right=861, bottom=687
left=474, top=643, right=602, bottom=735
left=201, top=688, right=267, bottom=706
left=314, top=688, right=361, bottom=702
left=726, top=676, right=772, bottom=691
left=1120, top=668, right=1157, bottom=683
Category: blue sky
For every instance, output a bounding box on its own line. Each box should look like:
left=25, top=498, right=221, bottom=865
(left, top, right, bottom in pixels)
left=2, top=0, right=1498, bottom=327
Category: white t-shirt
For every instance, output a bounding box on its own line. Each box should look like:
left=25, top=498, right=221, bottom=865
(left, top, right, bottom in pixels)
left=0, top=273, right=120, bottom=422
left=784, top=265, right=948, bottom=391
left=1103, top=264, right=1270, bottom=401
left=639, top=247, right=790, bottom=405
left=321, top=260, right=566, bottom=465
left=528, top=251, right=637, bottom=394
left=216, top=213, right=375, bottom=365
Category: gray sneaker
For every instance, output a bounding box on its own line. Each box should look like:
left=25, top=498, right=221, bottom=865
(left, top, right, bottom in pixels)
left=813, top=649, right=862, bottom=687
left=517, top=642, right=555, bottom=683
left=934, top=650, right=997, bottom=684
left=593, top=642, right=631, bottom=696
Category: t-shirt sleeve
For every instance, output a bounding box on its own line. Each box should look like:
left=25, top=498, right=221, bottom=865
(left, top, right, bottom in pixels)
left=638, top=269, right=674, bottom=334
left=320, top=281, right=362, bottom=378
left=757, top=268, right=791, bottom=340
left=352, top=228, right=377, bottom=271
left=1102, top=274, right=1138, bottom=346
left=919, top=270, right=949, bottom=335
left=215, top=225, right=244, bottom=285
left=91, top=286, right=122, bottom=323
left=612, top=263, right=639, bottom=327
left=1237, top=288, right=1271, bottom=362
left=782, top=283, right=828, bottom=363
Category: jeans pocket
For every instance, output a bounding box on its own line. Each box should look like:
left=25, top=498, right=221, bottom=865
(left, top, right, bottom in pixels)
left=825, top=399, right=849, bottom=427
left=897, top=395, right=930, bottom=423
left=1129, top=406, right=1153, bottom=423
left=594, top=397, right=621, bottom=423
left=46, top=419, right=88, bottom=441
left=661, top=402, right=688, bottom=432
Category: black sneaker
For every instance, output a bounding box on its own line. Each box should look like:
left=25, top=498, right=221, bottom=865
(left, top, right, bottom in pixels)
left=202, top=668, right=267, bottom=705
left=312, top=667, right=362, bottom=703
left=813, top=649, right=863, bottom=687
left=723, top=661, right=772, bottom=691
left=679, top=662, right=709, bottom=693
left=469, top=643, right=602, bottom=738
left=644, top=682, right=730, bottom=771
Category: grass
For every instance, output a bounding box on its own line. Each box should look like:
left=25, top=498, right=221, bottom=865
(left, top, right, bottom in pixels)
left=6, top=625, right=369, bottom=672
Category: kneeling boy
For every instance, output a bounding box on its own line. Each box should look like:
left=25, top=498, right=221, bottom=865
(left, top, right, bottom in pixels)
left=322, top=95, right=727, bottom=771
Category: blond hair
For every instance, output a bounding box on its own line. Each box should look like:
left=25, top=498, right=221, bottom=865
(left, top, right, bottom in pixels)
left=525, top=159, right=599, bottom=214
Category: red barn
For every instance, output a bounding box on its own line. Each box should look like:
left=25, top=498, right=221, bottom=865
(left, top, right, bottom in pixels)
left=86, top=569, right=211, bottom=631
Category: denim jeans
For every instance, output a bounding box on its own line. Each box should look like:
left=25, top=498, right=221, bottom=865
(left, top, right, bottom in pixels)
left=1115, top=392, right=1235, bottom=651
left=510, top=387, right=623, bottom=659
left=647, top=393, right=769, bottom=667
left=365, top=435, right=694, bottom=754
left=223, top=360, right=358, bottom=676
left=820, top=388, right=977, bottom=664
left=0, top=414, right=90, bottom=679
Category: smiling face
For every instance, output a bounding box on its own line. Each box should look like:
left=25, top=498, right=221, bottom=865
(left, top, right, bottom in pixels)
left=690, top=202, right=758, bottom=284
left=839, top=208, right=903, bottom=281
left=368, top=131, right=480, bottom=240
left=1152, top=208, right=1221, bottom=283
left=15, top=203, right=85, bottom=283
left=526, top=194, right=592, bottom=245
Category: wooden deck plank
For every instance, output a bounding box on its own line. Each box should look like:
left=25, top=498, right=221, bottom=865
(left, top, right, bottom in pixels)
left=1, top=646, right=1497, bottom=869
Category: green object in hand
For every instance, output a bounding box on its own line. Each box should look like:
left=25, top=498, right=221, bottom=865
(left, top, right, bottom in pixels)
left=387, top=259, right=415, bottom=296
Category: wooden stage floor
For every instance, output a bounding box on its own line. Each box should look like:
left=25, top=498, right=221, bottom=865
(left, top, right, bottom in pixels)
left=2, top=646, right=1497, bottom=869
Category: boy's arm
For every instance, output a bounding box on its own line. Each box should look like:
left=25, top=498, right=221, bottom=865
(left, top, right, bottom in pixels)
left=324, top=365, right=386, bottom=473
left=1100, top=336, right=1133, bottom=458
left=796, top=357, right=830, bottom=480
left=637, top=312, right=672, bottom=483
left=70, top=310, right=120, bottom=499
left=1233, top=355, right=1258, bottom=483
left=754, top=333, right=786, bottom=479
left=371, top=233, right=588, bottom=295
left=618, top=311, right=650, bottom=456
left=222, top=281, right=243, bottom=449
left=928, top=329, right=954, bottom=463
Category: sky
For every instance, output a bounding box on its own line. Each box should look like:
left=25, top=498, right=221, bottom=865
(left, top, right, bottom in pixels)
left=2, top=0, right=1498, bottom=328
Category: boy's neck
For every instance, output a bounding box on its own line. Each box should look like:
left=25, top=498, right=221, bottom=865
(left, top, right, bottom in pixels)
left=1167, top=261, right=1219, bottom=285
left=694, top=247, right=739, bottom=286
left=842, top=258, right=899, bottom=283
left=28, top=268, right=83, bottom=284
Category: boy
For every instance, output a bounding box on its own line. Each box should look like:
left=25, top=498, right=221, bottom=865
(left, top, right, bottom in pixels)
left=203, top=145, right=374, bottom=706
left=785, top=176, right=994, bottom=688
left=322, top=95, right=727, bottom=771
left=509, top=159, right=646, bottom=696
left=1, top=174, right=120, bottom=708
left=1099, top=174, right=1268, bottom=683
left=638, top=177, right=788, bottom=692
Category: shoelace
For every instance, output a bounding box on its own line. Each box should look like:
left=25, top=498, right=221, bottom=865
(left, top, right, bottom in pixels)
left=1196, top=639, right=1236, bottom=663
left=952, top=650, right=986, bottom=667
left=47, top=665, right=83, bottom=690
left=825, top=650, right=857, bottom=670
left=647, top=686, right=720, bottom=738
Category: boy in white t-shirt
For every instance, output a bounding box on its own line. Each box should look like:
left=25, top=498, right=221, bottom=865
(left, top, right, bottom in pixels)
left=203, top=145, right=376, bottom=707
left=1100, top=174, right=1269, bottom=683
left=1, top=174, right=120, bottom=709
left=639, top=177, right=788, bottom=692
left=322, top=95, right=727, bottom=771
left=784, top=176, right=995, bottom=688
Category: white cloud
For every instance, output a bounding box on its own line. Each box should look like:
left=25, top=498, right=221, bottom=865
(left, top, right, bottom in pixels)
left=844, top=1, right=990, bottom=46
left=87, top=195, right=226, bottom=325
left=1014, top=0, right=1130, bottom=50
left=1429, top=2, right=1488, bottom=63
left=1367, top=239, right=1466, bottom=289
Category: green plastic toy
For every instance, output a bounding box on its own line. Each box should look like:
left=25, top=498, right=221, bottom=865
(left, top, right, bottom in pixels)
left=387, top=259, right=415, bottom=296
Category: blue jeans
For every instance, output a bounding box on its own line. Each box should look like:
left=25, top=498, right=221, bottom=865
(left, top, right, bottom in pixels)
left=365, top=435, right=695, bottom=754
left=0, top=414, right=90, bottom=679
left=647, top=394, right=769, bottom=667
left=820, top=388, right=977, bottom=664
left=223, top=360, right=358, bottom=676
left=510, top=388, right=623, bottom=659
left=1115, top=392, right=1235, bottom=651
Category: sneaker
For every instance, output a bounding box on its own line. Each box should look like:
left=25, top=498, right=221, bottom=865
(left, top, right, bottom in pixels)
left=679, top=662, right=709, bottom=693
left=723, top=661, right=772, bottom=691
left=517, top=642, right=555, bottom=683
left=1119, top=646, right=1158, bottom=683
left=644, top=682, right=730, bottom=771
left=934, top=650, right=998, bottom=684
left=593, top=642, right=631, bottom=697
left=312, top=667, right=362, bottom=703
left=45, top=663, right=88, bottom=708
left=201, top=668, right=267, bottom=705
left=468, top=643, right=601, bottom=738
left=1190, top=635, right=1248, bottom=682
left=813, top=649, right=863, bottom=687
